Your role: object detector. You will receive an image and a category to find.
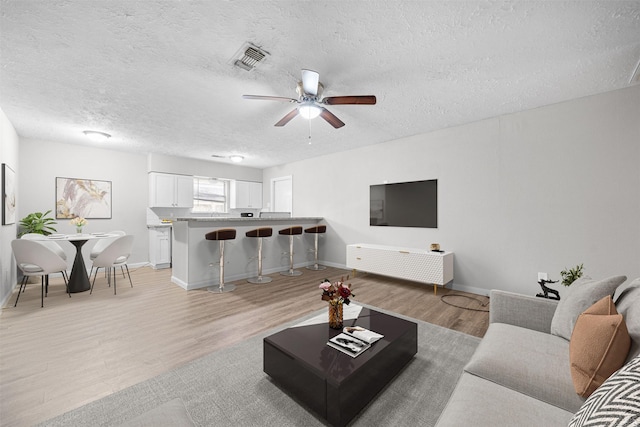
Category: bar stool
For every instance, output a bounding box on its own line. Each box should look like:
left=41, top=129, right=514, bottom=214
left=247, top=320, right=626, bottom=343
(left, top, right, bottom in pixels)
left=205, top=228, right=237, bottom=293
left=245, top=227, right=273, bottom=284
left=279, top=226, right=303, bottom=276
left=305, top=225, right=327, bottom=270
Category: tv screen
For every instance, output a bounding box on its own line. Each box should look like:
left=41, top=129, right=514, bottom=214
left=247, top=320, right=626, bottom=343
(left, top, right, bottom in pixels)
left=370, top=179, right=437, bottom=228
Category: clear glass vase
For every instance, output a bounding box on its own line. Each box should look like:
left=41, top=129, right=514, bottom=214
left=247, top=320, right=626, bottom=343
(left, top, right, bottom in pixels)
left=76, top=226, right=83, bottom=234
left=328, top=301, right=343, bottom=329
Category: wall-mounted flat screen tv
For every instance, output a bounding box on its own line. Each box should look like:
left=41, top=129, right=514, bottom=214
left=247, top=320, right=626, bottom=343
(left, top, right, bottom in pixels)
left=370, top=179, right=437, bottom=228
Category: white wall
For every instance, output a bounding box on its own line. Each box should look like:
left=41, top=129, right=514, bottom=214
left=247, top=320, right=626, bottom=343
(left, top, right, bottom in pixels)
left=263, top=86, right=640, bottom=297
left=148, top=152, right=262, bottom=182
left=18, top=139, right=149, bottom=271
left=0, top=108, right=19, bottom=307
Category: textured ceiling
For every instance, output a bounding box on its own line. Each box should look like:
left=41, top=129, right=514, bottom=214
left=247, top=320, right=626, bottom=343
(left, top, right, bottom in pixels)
left=1, top=1, right=639, bottom=169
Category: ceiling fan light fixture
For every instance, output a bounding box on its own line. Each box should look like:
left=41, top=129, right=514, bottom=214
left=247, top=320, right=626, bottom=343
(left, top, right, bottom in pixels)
left=83, top=130, right=111, bottom=142
left=229, top=155, right=244, bottom=163
left=298, top=103, right=321, bottom=120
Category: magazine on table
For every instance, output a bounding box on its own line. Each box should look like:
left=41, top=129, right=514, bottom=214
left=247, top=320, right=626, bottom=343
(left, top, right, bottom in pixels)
left=342, top=326, right=384, bottom=344
left=327, top=333, right=371, bottom=357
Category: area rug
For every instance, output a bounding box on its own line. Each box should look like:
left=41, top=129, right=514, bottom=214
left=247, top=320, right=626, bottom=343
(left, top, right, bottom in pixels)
left=40, top=304, right=480, bottom=426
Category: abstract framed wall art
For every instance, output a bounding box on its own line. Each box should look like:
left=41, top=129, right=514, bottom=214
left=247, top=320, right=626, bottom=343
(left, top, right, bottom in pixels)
left=56, top=177, right=112, bottom=219
left=2, top=163, right=16, bottom=225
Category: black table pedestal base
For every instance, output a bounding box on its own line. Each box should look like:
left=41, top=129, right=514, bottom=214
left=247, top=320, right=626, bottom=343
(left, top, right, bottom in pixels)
left=68, top=239, right=91, bottom=293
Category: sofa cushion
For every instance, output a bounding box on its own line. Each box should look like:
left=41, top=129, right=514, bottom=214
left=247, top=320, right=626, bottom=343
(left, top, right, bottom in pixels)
left=614, top=277, right=640, bottom=363
left=435, top=372, right=574, bottom=427
left=568, top=354, right=640, bottom=427
left=550, top=275, right=627, bottom=340
left=569, top=295, right=630, bottom=397
left=464, top=322, right=585, bottom=413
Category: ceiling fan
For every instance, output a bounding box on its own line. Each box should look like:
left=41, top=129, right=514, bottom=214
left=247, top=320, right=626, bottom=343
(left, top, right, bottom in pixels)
left=242, top=69, right=376, bottom=128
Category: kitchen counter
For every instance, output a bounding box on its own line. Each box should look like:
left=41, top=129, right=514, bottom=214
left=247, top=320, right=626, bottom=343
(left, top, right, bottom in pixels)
left=147, top=223, right=173, bottom=228
left=175, top=217, right=322, bottom=222
left=171, top=217, right=324, bottom=290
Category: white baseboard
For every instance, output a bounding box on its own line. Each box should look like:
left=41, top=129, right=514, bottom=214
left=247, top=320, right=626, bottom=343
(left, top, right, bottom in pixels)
left=335, top=264, right=490, bottom=297
left=170, top=260, right=491, bottom=297
left=447, top=282, right=490, bottom=296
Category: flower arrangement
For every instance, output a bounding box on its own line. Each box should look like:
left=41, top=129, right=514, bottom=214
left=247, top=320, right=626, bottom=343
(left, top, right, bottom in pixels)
left=319, top=277, right=354, bottom=305
left=70, top=216, right=88, bottom=227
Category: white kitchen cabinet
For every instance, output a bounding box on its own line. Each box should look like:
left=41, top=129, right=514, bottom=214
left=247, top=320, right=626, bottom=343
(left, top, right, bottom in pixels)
left=149, top=226, right=172, bottom=269
left=230, top=180, right=262, bottom=209
left=149, top=172, right=194, bottom=208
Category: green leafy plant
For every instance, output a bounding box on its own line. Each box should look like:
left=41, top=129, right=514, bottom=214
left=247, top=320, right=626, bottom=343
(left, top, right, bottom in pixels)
left=18, top=210, right=58, bottom=237
left=560, top=263, right=584, bottom=287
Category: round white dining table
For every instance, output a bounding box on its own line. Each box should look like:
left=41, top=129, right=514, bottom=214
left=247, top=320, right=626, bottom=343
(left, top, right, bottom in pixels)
left=47, top=233, right=118, bottom=293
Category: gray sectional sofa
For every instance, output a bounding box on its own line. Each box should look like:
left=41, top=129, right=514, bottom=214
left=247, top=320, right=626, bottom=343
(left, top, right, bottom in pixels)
left=436, top=277, right=640, bottom=426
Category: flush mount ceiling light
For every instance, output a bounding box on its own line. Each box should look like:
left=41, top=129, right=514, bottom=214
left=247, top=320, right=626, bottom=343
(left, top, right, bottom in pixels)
left=298, top=102, right=322, bottom=120
left=83, top=130, right=111, bottom=142
left=229, top=155, right=244, bottom=163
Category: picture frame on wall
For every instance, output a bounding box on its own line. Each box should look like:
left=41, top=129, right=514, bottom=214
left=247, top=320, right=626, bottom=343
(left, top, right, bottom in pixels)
left=2, top=163, right=16, bottom=225
left=56, top=177, right=112, bottom=219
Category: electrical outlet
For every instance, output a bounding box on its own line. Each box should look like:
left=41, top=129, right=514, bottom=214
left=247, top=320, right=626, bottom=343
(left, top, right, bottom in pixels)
left=538, top=272, right=548, bottom=281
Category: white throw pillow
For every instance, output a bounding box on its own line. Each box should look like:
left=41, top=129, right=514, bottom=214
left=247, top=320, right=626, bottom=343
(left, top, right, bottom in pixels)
left=550, top=275, right=626, bottom=340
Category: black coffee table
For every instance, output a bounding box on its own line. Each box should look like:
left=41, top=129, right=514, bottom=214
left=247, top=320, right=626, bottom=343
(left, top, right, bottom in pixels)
left=263, top=306, right=418, bottom=426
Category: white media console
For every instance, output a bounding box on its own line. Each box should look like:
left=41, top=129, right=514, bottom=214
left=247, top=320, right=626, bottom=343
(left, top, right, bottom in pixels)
left=346, top=243, right=454, bottom=294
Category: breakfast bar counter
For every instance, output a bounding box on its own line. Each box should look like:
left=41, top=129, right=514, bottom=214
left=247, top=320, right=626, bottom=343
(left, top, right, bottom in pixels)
left=171, top=217, right=323, bottom=290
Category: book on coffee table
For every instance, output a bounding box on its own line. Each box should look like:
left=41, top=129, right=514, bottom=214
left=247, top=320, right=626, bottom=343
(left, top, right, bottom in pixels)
left=327, top=333, right=371, bottom=357
left=343, top=326, right=384, bottom=344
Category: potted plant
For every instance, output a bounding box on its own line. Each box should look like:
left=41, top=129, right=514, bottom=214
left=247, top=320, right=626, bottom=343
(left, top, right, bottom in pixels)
left=560, top=263, right=584, bottom=287
left=18, top=210, right=58, bottom=237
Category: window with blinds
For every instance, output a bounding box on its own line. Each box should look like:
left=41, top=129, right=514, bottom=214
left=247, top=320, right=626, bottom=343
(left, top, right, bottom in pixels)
left=192, top=177, right=228, bottom=213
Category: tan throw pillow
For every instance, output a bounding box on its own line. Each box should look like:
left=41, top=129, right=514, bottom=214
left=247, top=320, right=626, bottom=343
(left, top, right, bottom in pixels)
left=569, top=295, right=631, bottom=398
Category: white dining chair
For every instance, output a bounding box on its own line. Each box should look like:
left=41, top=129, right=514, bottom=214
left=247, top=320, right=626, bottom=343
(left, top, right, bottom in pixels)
left=90, top=235, right=135, bottom=295
left=90, top=230, right=126, bottom=260
left=21, top=233, right=69, bottom=282
left=11, top=239, right=70, bottom=307
left=90, top=230, right=126, bottom=280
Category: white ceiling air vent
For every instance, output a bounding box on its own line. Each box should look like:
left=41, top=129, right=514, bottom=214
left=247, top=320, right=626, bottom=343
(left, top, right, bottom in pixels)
left=232, top=42, right=269, bottom=72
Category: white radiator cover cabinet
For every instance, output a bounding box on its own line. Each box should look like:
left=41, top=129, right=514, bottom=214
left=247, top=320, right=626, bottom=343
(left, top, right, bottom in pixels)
left=346, top=243, right=454, bottom=288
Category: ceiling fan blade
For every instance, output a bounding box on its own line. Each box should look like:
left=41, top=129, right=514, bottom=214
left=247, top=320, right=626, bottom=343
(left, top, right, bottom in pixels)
left=243, top=95, right=298, bottom=103
left=319, top=108, right=345, bottom=128
left=322, top=95, right=377, bottom=105
left=274, top=108, right=299, bottom=127
left=301, top=69, right=320, bottom=96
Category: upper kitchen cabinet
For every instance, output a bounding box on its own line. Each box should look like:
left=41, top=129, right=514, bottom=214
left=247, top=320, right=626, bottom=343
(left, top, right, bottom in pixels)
left=230, top=180, right=262, bottom=209
left=149, top=172, right=194, bottom=208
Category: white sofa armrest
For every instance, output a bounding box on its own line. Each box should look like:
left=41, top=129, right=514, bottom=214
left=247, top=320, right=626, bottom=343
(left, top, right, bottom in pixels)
left=489, top=290, right=559, bottom=334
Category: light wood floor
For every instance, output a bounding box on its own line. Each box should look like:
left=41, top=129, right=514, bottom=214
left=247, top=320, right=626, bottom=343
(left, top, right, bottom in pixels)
left=0, top=265, right=489, bottom=426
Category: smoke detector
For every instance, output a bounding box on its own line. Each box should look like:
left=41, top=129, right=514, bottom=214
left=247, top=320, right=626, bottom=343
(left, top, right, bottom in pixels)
left=232, top=42, right=269, bottom=72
